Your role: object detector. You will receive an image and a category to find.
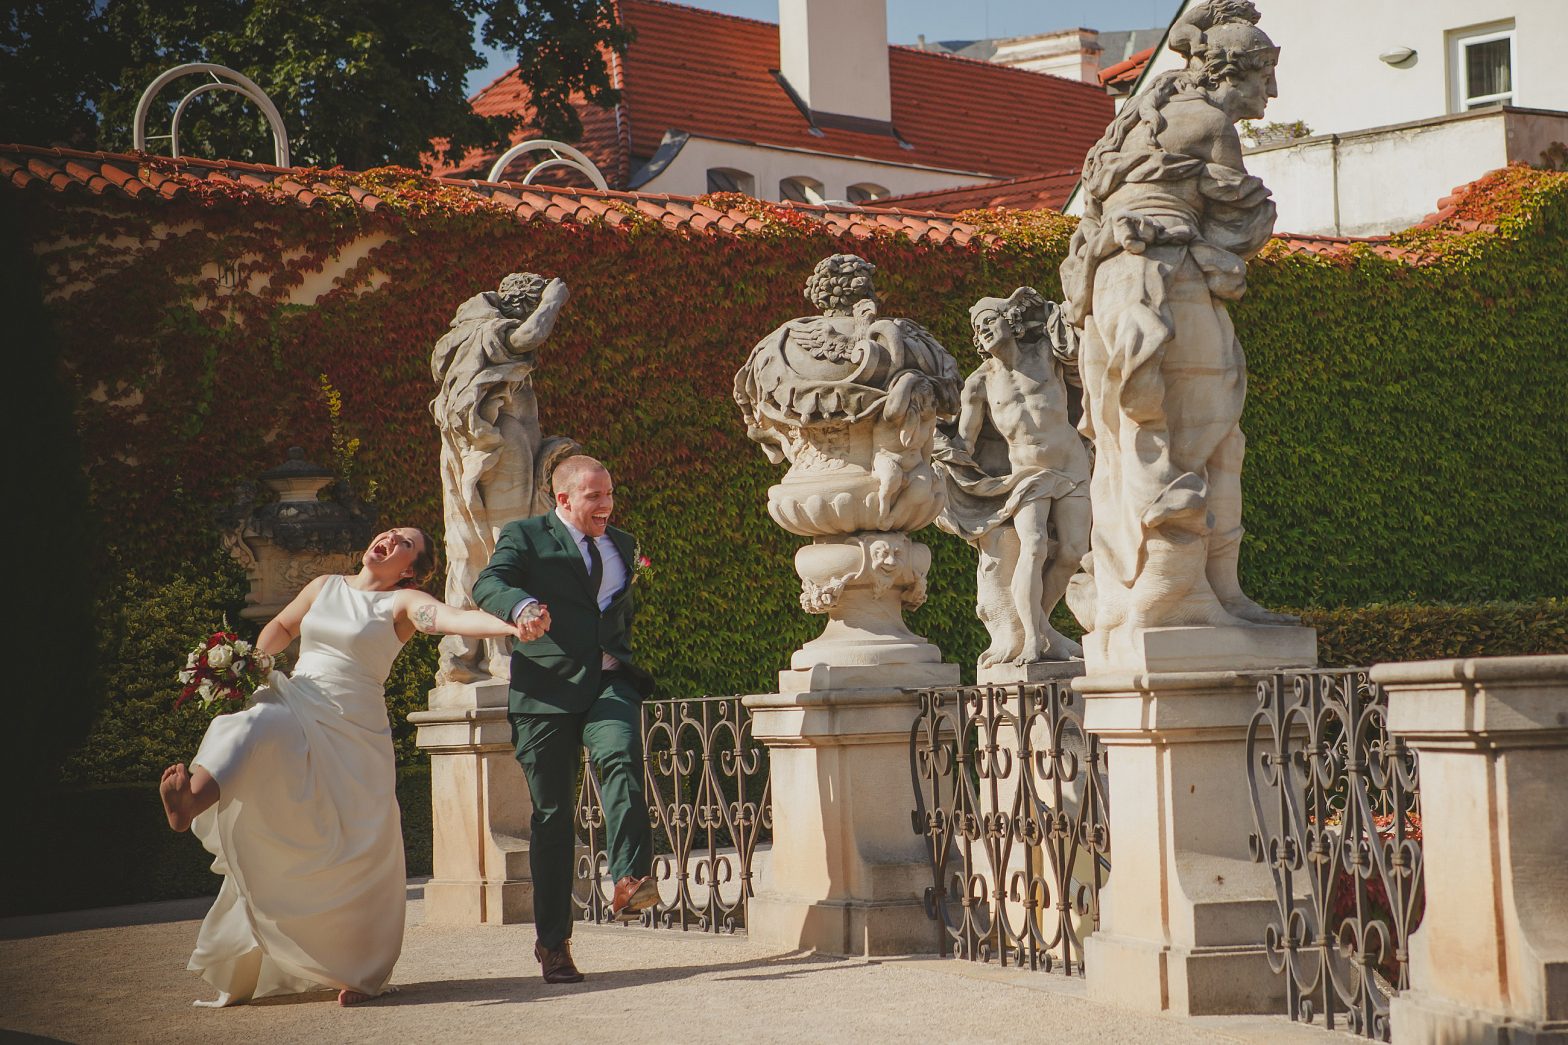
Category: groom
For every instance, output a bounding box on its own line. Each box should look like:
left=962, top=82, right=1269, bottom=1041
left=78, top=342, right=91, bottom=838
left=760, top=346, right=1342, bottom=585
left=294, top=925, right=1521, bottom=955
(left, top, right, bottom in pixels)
left=473, top=454, right=657, bottom=984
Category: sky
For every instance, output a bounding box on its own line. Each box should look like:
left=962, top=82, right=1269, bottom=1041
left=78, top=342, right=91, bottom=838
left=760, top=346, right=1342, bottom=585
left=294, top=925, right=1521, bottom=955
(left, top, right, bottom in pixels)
left=466, top=0, right=1181, bottom=94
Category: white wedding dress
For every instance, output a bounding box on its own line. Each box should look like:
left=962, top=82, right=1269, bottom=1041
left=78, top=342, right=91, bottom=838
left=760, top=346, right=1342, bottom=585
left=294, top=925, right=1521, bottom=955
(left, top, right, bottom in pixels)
left=187, top=575, right=408, bottom=1004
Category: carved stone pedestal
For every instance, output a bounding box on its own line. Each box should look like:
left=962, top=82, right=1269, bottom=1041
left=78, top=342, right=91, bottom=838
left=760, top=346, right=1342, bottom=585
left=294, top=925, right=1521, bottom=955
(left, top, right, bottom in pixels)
left=408, top=680, right=533, bottom=924
left=1076, top=630, right=1314, bottom=1016
left=745, top=662, right=956, bottom=956
left=1084, top=624, right=1318, bottom=675
left=1373, top=656, right=1568, bottom=1045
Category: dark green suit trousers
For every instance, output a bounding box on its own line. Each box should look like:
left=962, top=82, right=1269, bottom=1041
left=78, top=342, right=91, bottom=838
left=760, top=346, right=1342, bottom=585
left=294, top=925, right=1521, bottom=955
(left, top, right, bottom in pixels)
left=473, top=512, right=655, bottom=948
left=509, top=673, right=650, bottom=948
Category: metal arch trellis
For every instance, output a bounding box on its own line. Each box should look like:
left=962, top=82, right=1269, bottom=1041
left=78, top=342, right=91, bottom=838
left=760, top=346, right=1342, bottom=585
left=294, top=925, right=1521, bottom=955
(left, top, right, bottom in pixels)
left=910, top=681, right=1111, bottom=975
left=134, top=63, right=291, bottom=167
left=1247, top=668, right=1425, bottom=1041
left=487, top=139, right=609, bottom=191
left=574, top=694, right=772, bottom=933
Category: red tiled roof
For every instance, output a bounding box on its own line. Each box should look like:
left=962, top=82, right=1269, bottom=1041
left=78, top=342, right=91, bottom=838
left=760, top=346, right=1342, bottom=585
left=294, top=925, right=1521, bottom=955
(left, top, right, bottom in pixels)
left=0, top=143, right=985, bottom=246
left=870, top=169, right=1081, bottom=212
left=1099, top=45, right=1155, bottom=88
left=439, top=0, right=1113, bottom=185
left=8, top=144, right=1513, bottom=262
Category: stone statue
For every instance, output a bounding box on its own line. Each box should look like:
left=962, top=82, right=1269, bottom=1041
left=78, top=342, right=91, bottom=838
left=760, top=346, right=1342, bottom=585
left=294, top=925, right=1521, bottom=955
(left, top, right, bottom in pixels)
left=1059, top=0, right=1295, bottom=664
left=734, top=254, right=962, bottom=671
left=934, top=287, right=1090, bottom=669
left=430, top=272, right=580, bottom=684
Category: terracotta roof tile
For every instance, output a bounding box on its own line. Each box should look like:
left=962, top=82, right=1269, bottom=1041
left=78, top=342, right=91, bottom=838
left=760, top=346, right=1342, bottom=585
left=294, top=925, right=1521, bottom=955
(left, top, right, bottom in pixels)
left=10, top=142, right=1515, bottom=260
left=443, top=0, right=1112, bottom=187
left=1100, top=46, right=1155, bottom=88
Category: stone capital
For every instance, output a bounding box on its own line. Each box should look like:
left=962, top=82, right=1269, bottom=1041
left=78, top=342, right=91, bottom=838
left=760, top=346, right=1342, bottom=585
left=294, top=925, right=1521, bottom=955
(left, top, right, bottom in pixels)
left=1373, top=655, right=1568, bottom=747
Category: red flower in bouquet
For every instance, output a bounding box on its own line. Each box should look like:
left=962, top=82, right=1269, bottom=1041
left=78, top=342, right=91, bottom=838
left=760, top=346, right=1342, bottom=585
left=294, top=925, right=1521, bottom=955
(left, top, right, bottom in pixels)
left=176, top=625, right=275, bottom=708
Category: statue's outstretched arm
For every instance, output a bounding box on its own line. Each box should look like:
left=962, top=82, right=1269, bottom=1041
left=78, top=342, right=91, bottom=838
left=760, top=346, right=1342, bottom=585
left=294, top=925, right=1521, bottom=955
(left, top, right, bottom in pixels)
left=952, top=369, right=988, bottom=454
left=507, top=278, right=570, bottom=354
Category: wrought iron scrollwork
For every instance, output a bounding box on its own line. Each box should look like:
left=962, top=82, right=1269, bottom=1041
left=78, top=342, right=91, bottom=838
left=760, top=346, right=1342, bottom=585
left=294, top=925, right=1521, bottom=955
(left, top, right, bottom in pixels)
left=575, top=695, right=772, bottom=933
left=1247, top=669, right=1424, bottom=1041
left=911, top=682, right=1110, bottom=974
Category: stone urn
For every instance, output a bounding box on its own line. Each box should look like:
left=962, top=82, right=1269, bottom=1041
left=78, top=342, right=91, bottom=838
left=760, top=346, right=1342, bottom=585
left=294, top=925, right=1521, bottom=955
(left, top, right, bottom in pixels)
left=734, top=254, right=961, bottom=669
left=221, top=447, right=374, bottom=622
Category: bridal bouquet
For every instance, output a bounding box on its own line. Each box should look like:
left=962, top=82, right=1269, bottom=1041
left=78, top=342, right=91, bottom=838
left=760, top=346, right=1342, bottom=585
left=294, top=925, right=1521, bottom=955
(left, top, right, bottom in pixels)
left=176, top=627, right=274, bottom=708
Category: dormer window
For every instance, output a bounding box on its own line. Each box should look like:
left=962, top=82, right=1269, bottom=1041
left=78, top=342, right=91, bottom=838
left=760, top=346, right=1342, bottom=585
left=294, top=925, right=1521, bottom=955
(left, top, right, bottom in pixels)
left=706, top=167, right=756, bottom=195
left=846, top=183, right=889, bottom=204
left=1449, top=22, right=1515, bottom=111
left=779, top=176, right=825, bottom=204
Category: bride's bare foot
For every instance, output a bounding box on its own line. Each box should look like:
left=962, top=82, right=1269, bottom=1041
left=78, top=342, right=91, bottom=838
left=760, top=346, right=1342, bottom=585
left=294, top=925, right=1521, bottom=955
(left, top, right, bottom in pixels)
left=338, top=989, right=372, bottom=1006
left=160, top=763, right=194, bottom=832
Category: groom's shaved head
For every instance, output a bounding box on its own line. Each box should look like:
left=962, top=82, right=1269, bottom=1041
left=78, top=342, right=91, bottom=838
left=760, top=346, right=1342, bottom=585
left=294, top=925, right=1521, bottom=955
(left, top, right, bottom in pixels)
left=552, top=455, right=609, bottom=496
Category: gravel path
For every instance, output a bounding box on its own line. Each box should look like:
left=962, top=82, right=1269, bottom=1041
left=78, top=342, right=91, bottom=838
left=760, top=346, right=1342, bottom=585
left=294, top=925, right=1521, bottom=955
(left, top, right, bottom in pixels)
left=0, top=885, right=1355, bottom=1045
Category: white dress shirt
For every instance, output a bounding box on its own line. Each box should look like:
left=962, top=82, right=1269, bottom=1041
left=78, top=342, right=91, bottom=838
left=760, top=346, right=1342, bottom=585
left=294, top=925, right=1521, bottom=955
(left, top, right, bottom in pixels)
left=512, top=509, right=627, bottom=670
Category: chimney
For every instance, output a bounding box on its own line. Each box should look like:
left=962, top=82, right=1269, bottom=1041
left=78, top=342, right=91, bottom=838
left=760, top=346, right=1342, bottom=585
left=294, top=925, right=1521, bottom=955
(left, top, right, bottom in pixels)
left=779, top=0, right=892, bottom=124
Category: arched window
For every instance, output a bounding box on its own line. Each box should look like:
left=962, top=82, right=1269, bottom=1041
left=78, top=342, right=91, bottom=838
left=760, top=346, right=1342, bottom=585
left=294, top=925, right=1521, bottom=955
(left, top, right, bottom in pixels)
left=779, top=176, right=825, bottom=204
left=706, top=167, right=756, bottom=195
left=846, top=182, right=889, bottom=204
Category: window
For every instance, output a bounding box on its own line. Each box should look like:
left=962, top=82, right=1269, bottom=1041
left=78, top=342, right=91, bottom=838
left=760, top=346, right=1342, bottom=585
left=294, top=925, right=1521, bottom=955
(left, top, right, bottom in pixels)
left=1450, top=23, right=1515, bottom=111
left=846, top=182, right=889, bottom=204
left=705, top=167, right=755, bottom=195
left=779, top=176, right=825, bottom=204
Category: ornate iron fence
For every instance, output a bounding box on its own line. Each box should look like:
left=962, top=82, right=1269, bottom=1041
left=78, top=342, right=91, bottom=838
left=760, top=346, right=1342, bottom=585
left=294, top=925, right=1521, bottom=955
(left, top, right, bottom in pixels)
left=910, top=681, right=1111, bottom=974
left=574, top=694, right=772, bottom=933
left=1247, top=669, right=1424, bottom=1041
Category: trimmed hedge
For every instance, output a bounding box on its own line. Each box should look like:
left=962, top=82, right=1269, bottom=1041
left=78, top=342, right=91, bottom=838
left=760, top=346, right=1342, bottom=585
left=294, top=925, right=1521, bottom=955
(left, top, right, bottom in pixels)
left=0, top=765, right=432, bottom=918
left=1303, top=599, right=1567, bottom=668
left=10, top=164, right=1567, bottom=787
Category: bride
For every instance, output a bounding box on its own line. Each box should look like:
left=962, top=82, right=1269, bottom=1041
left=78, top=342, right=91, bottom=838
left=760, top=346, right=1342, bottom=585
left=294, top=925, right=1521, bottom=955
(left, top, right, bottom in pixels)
left=157, top=526, right=551, bottom=1007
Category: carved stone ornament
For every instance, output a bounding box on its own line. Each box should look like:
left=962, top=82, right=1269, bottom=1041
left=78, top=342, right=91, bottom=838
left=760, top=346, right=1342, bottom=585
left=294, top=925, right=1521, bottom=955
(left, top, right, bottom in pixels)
left=430, top=272, right=580, bottom=684
left=1059, top=0, right=1303, bottom=669
left=734, top=254, right=961, bottom=668
left=221, top=447, right=373, bottom=622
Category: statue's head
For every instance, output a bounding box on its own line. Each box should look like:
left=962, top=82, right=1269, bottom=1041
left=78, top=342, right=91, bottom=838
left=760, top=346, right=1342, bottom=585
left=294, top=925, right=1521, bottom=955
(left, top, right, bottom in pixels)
left=1170, top=0, right=1279, bottom=120
left=805, top=254, right=877, bottom=317
left=970, top=287, right=1048, bottom=357
left=497, top=271, right=550, bottom=318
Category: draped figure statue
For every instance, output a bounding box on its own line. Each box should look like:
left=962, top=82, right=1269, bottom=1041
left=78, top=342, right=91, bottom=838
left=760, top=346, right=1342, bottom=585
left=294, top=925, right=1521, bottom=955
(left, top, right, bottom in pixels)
left=1059, top=0, right=1296, bottom=660
left=430, top=272, right=580, bottom=684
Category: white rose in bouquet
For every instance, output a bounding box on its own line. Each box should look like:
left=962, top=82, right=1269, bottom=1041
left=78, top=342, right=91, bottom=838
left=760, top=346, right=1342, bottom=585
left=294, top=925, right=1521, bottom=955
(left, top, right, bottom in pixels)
left=233, top=640, right=252, bottom=655
left=207, top=645, right=234, bottom=670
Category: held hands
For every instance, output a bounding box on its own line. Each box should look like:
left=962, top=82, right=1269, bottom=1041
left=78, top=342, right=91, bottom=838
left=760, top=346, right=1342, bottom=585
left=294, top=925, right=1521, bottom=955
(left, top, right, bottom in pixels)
left=514, top=604, right=551, bottom=642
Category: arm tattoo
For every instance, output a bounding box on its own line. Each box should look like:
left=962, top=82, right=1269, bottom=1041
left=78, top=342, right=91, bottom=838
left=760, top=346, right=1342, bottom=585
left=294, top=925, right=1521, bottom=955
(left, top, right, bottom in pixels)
left=413, top=603, right=439, bottom=633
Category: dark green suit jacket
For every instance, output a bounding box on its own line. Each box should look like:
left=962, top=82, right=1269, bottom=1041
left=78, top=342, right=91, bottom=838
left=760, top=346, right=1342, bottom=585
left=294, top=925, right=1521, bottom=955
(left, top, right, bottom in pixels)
left=473, top=512, right=654, bottom=715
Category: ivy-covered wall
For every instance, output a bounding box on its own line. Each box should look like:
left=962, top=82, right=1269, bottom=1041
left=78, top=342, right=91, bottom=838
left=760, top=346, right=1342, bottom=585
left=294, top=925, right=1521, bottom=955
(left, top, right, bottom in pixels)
left=14, top=164, right=1568, bottom=785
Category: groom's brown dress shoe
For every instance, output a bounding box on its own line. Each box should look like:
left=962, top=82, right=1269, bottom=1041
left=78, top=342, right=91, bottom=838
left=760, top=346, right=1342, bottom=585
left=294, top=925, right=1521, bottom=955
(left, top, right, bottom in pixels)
left=535, top=940, right=584, bottom=984
left=610, top=875, right=659, bottom=920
